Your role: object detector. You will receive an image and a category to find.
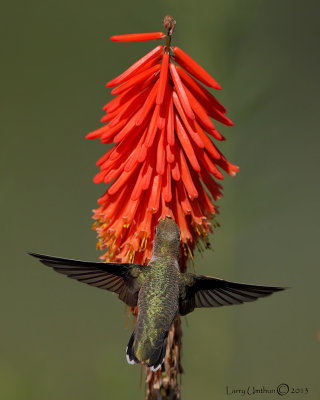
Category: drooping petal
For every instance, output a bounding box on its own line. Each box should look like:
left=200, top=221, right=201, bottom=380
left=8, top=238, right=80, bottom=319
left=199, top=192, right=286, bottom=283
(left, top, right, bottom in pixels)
left=110, top=32, right=166, bottom=42
left=156, top=129, right=166, bottom=175
left=216, top=156, right=239, bottom=177
left=108, top=166, right=140, bottom=195
left=106, top=74, right=157, bottom=113
left=144, top=105, right=160, bottom=148
left=172, top=91, right=204, bottom=149
left=167, top=94, right=175, bottom=146
left=107, top=45, right=163, bottom=87
left=177, top=182, right=192, bottom=215
left=86, top=125, right=109, bottom=140
left=172, top=185, right=192, bottom=242
left=107, top=87, right=152, bottom=128
left=162, top=164, right=172, bottom=202
left=158, top=82, right=171, bottom=129
left=170, top=63, right=195, bottom=120
left=193, top=120, right=221, bottom=160
left=166, top=142, right=175, bottom=164
left=183, top=85, right=217, bottom=131
left=156, top=52, right=170, bottom=105
left=111, top=64, right=161, bottom=95
left=176, top=65, right=226, bottom=114
left=172, top=46, right=221, bottom=89
left=177, top=147, right=198, bottom=200
left=175, top=114, right=201, bottom=172
left=148, top=173, right=162, bottom=213
left=200, top=168, right=223, bottom=201
left=136, top=80, right=160, bottom=126
left=124, top=128, right=148, bottom=172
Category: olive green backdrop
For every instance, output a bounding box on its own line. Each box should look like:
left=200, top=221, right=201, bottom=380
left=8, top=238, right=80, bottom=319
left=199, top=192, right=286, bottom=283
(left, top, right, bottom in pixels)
left=1, top=0, right=319, bottom=399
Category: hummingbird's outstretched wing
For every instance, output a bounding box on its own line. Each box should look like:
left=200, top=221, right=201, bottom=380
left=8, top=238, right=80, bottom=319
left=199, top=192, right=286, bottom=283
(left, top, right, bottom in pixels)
left=29, top=253, right=148, bottom=307
left=179, top=273, right=285, bottom=315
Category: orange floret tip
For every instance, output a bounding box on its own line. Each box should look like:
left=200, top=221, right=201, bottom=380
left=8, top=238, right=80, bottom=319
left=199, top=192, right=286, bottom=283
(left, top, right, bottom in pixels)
left=87, top=20, right=237, bottom=266
left=110, top=32, right=166, bottom=42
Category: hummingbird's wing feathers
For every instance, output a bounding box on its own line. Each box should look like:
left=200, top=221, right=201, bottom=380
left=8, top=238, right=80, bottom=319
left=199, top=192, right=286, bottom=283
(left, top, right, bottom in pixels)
left=179, top=273, right=285, bottom=315
left=29, top=253, right=148, bottom=307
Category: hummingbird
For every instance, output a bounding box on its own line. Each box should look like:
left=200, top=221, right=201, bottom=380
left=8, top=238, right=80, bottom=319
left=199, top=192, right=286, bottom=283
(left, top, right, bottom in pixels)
left=29, top=218, right=285, bottom=372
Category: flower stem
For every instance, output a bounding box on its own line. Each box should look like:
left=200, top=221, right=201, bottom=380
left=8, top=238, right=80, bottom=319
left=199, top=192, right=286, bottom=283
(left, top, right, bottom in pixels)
left=165, top=35, right=171, bottom=53
left=163, top=15, right=176, bottom=53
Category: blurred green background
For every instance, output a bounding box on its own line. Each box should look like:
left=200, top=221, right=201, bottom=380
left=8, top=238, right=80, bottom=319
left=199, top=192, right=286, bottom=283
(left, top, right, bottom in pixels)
left=1, top=0, right=319, bottom=399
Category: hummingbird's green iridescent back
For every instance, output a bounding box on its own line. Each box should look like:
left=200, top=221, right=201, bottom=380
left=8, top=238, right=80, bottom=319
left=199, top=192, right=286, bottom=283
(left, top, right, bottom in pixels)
left=134, top=258, right=179, bottom=366
left=128, top=218, right=181, bottom=370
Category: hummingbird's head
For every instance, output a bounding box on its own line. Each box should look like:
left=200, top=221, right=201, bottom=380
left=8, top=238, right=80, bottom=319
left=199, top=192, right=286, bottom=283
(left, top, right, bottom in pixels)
left=152, top=218, right=181, bottom=259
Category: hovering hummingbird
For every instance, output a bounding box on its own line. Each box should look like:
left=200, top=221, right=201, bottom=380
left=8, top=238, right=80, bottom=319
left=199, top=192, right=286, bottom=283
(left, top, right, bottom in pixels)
left=29, top=218, right=284, bottom=371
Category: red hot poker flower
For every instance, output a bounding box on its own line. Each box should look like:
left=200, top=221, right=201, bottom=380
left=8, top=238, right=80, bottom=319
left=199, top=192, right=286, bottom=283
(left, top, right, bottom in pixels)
left=87, top=18, right=238, bottom=269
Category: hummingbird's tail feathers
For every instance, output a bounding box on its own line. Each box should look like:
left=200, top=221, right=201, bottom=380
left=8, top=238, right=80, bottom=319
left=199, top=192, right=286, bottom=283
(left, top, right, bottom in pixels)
left=147, top=334, right=168, bottom=372
left=126, top=331, right=168, bottom=371
left=126, top=332, right=140, bottom=365
left=147, top=335, right=168, bottom=372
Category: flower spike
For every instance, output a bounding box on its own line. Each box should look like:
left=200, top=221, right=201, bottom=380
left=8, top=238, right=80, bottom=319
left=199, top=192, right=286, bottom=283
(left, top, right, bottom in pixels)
left=87, top=16, right=237, bottom=268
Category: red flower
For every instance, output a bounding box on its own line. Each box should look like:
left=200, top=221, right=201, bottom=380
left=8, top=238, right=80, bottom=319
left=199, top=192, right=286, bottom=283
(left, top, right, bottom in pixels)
left=87, top=16, right=238, bottom=268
